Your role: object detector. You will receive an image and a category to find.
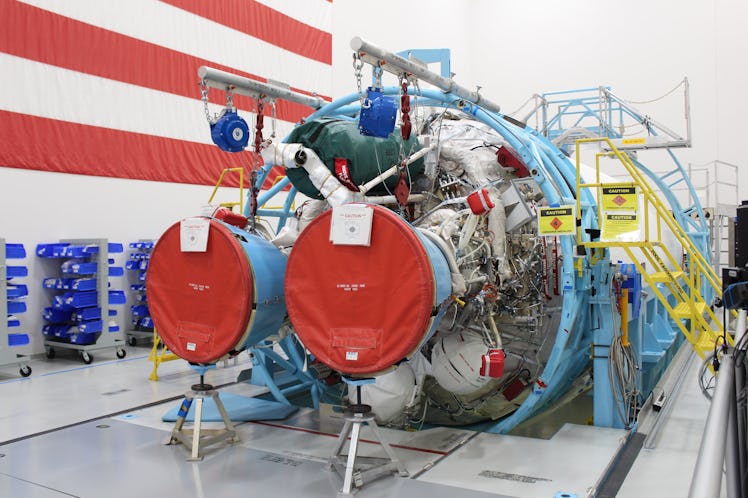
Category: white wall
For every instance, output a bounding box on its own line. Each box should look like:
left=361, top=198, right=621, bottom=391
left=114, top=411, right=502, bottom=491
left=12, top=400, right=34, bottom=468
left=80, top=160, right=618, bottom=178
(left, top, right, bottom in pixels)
left=331, top=0, right=475, bottom=97
left=6, top=0, right=747, bottom=357
left=333, top=0, right=746, bottom=188
left=2, top=167, right=243, bottom=356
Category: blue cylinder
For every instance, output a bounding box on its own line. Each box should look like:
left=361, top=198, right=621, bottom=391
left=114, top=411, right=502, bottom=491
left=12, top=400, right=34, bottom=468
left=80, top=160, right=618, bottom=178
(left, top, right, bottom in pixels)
left=285, top=204, right=453, bottom=376
left=148, top=218, right=287, bottom=364
left=210, top=109, right=250, bottom=152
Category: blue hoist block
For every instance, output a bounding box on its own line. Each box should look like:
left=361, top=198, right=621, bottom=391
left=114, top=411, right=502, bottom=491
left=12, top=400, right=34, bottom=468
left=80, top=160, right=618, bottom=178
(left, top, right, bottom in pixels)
left=210, top=108, right=250, bottom=152
left=620, top=262, right=642, bottom=319
left=358, top=87, right=397, bottom=138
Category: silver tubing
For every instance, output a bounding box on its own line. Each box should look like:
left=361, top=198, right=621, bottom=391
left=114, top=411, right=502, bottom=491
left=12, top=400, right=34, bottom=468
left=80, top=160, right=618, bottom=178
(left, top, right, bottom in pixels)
left=198, top=66, right=325, bottom=109
left=350, top=37, right=502, bottom=114
left=689, top=354, right=735, bottom=498
left=727, top=391, right=741, bottom=498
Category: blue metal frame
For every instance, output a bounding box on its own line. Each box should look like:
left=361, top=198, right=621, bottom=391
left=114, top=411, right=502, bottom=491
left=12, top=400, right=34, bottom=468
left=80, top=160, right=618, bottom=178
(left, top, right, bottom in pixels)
left=248, top=86, right=601, bottom=432
left=395, top=49, right=452, bottom=78
left=246, top=82, right=705, bottom=433
left=247, top=334, right=332, bottom=408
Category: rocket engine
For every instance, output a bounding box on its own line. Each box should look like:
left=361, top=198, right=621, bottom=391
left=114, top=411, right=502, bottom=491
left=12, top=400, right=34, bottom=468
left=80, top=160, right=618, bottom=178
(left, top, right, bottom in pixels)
left=277, top=115, right=560, bottom=426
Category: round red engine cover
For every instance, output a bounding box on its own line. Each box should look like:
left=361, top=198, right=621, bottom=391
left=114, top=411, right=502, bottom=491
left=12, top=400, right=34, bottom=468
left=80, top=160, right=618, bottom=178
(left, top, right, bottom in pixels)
left=285, top=205, right=436, bottom=376
left=147, top=219, right=253, bottom=364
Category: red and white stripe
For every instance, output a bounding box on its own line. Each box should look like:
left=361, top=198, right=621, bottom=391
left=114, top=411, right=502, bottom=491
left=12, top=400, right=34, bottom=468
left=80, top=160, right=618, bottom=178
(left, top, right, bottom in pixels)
left=0, top=0, right=332, bottom=186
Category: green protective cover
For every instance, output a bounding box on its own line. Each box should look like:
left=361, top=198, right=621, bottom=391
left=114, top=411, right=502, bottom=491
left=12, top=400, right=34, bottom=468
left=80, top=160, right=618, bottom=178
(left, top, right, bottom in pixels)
left=284, top=117, right=424, bottom=199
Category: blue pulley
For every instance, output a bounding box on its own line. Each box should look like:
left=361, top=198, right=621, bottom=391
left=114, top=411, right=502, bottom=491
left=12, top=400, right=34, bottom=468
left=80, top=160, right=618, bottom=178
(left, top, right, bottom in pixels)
left=210, top=108, right=250, bottom=152
left=358, top=87, right=397, bottom=138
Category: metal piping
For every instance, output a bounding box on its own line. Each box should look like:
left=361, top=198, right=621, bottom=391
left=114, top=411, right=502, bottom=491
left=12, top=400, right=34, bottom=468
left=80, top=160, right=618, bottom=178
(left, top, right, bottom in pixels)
left=198, top=66, right=325, bottom=109
left=358, top=144, right=435, bottom=194
left=727, top=386, right=741, bottom=498
left=688, top=353, right=735, bottom=498
left=350, top=37, right=502, bottom=114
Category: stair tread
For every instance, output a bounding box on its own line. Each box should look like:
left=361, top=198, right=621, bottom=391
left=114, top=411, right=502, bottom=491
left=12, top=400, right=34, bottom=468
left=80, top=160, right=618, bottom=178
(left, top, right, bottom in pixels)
left=694, top=331, right=724, bottom=352
left=650, top=270, right=685, bottom=283
left=673, top=301, right=708, bottom=318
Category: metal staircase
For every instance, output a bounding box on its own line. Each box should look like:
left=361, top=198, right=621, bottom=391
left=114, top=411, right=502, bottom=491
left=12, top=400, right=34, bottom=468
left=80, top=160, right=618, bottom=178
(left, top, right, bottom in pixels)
left=575, top=138, right=734, bottom=364
left=517, top=83, right=712, bottom=261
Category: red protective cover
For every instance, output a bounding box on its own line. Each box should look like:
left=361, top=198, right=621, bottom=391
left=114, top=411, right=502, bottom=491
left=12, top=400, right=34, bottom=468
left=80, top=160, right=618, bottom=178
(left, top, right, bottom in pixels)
left=467, top=188, right=495, bottom=215
left=212, top=207, right=249, bottom=228
left=285, top=205, right=436, bottom=375
left=147, top=219, right=254, bottom=364
left=480, top=348, right=506, bottom=378
left=496, top=146, right=530, bottom=178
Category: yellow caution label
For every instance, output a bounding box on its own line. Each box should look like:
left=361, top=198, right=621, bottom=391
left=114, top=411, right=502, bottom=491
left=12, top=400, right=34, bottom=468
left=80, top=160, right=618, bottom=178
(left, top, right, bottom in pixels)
left=602, top=186, right=637, bottom=211
left=602, top=213, right=639, bottom=242
left=538, top=206, right=576, bottom=236
left=621, top=137, right=646, bottom=145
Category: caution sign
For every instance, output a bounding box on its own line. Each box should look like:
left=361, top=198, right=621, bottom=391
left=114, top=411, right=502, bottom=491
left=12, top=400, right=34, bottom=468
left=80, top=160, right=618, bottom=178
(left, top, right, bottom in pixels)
left=602, top=186, right=637, bottom=211
left=602, top=213, right=639, bottom=242
left=538, top=206, right=576, bottom=236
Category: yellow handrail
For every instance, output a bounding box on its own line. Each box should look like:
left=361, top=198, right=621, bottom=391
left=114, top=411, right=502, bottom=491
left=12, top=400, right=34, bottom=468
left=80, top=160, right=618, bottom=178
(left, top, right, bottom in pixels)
left=208, top=167, right=245, bottom=213
left=148, top=328, right=179, bottom=381
left=574, top=137, right=733, bottom=361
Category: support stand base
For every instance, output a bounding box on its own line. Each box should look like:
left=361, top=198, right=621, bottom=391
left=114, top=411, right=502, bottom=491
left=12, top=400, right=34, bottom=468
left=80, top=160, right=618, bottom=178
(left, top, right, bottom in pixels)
left=166, top=383, right=238, bottom=461
left=328, top=406, right=408, bottom=497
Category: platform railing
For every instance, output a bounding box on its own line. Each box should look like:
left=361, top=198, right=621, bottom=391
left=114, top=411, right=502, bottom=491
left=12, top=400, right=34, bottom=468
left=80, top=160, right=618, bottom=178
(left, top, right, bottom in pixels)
left=575, top=138, right=733, bottom=367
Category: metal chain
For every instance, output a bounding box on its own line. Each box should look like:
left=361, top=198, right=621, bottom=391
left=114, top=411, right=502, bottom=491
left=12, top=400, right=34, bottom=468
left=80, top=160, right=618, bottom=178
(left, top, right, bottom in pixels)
left=400, top=74, right=412, bottom=140
left=269, top=101, right=277, bottom=140
left=226, top=88, right=235, bottom=110
left=352, top=52, right=368, bottom=108
left=200, top=80, right=215, bottom=124
left=373, top=65, right=383, bottom=90
left=254, top=99, right=265, bottom=153
left=410, top=76, right=420, bottom=137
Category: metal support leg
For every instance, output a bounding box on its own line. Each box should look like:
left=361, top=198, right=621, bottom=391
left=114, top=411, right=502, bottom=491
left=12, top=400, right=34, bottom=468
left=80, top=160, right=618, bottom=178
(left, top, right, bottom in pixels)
left=329, top=410, right=409, bottom=496
left=167, top=384, right=238, bottom=461
left=190, top=396, right=204, bottom=461
left=343, top=417, right=363, bottom=494
left=366, top=419, right=408, bottom=474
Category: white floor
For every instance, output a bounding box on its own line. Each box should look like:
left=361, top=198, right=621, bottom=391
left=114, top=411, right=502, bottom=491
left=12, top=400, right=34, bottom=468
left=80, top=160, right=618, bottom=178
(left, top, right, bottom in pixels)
left=617, top=356, right=722, bottom=498
left=0, top=344, right=718, bottom=497
left=0, top=346, right=251, bottom=443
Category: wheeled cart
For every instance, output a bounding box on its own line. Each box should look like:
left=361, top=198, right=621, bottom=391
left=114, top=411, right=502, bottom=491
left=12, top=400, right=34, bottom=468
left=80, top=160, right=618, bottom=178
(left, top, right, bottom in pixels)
left=38, top=239, right=127, bottom=364
left=125, top=240, right=154, bottom=347
left=0, top=239, right=32, bottom=377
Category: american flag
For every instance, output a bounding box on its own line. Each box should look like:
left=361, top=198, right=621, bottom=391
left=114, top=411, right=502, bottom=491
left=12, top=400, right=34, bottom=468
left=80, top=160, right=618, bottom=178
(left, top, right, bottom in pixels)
left=0, top=0, right=332, bottom=187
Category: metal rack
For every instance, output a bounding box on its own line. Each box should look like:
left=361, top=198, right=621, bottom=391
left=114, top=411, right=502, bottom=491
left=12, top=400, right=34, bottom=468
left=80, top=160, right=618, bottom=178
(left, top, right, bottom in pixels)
left=38, top=239, right=127, bottom=364
left=125, top=240, right=154, bottom=346
left=0, top=239, right=32, bottom=377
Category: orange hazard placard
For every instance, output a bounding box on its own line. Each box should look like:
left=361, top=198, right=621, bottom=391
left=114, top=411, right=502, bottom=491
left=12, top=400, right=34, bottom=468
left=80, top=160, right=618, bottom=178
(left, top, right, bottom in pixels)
left=538, top=206, right=576, bottom=236
left=602, top=186, right=637, bottom=211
